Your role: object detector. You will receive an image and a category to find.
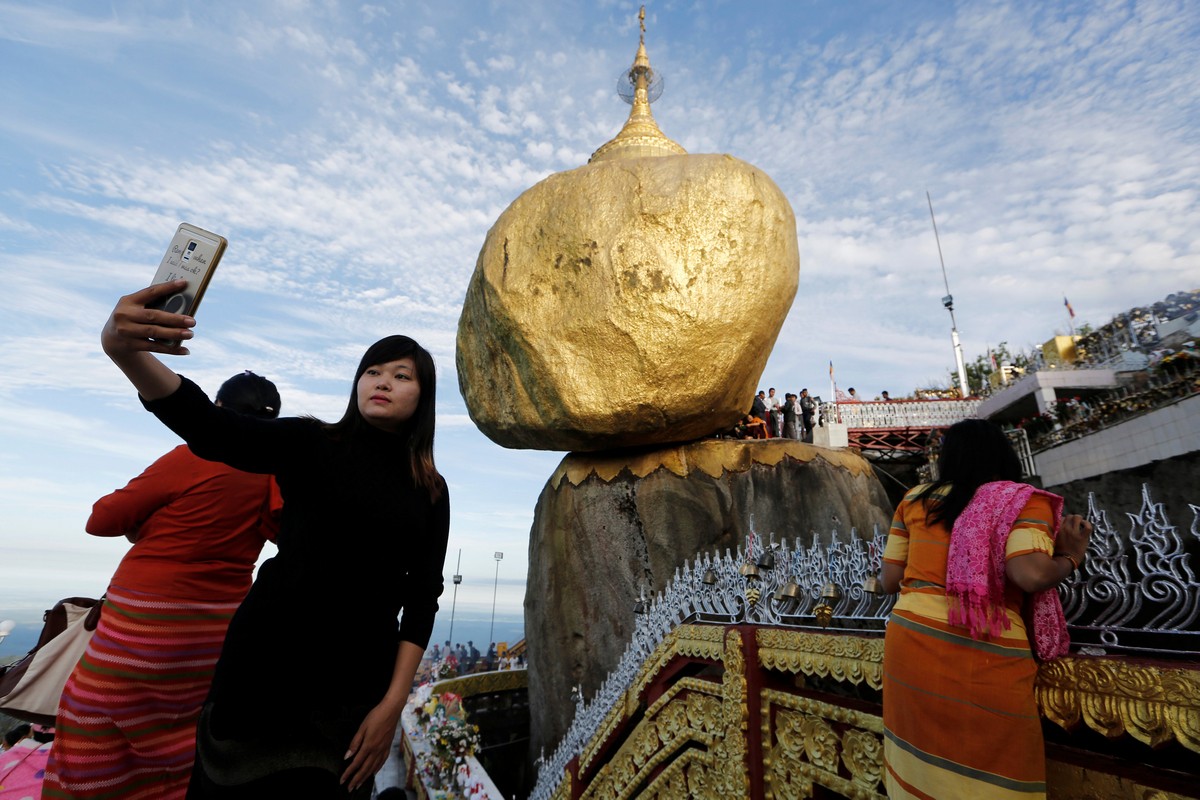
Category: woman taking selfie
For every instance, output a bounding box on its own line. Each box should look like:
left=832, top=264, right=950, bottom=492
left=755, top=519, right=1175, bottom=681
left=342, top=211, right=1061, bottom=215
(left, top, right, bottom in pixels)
left=97, top=279, right=450, bottom=799
left=880, top=419, right=1091, bottom=799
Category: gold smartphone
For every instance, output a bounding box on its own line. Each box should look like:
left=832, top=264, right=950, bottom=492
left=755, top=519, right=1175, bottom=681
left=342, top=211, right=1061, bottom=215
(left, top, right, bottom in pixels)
left=147, top=223, right=227, bottom=316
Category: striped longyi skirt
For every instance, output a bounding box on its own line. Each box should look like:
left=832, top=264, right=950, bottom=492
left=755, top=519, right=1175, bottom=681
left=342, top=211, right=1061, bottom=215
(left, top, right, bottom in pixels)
left=42, top=586, right=241, bottom=800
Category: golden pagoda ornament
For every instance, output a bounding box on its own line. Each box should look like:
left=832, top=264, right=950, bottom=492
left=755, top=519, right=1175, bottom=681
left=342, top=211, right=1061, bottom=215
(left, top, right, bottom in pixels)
left=590, top=7, right=686, bottom=163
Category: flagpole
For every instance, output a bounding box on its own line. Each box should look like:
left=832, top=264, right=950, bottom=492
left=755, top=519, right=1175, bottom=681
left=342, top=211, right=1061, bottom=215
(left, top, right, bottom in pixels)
left=927, top=192, right=969, bottom=398
left=828, top=361, right=838, bottom=423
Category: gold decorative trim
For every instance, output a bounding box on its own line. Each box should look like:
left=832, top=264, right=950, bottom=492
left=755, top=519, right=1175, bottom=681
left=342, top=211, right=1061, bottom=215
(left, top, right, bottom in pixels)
left=427, top=667, right=528, bottom=699
left=631, top=624, right=726, bottom=696
left=581, top=625, right=726, bottom=772
left=644, top=676, right=723, bottom=718
left=580, top=685, right=722, bottom=798
left=580, top=627, right=747, bottom=799
left=757, top=628, right=885, bottom=690
left=549, top=768, right=574, bottom=800
left=761, top=692, right=885, bottom=735
left=761, top=690, right=885, bottom=800
left=562, top=624, right=1200, bottom=799
left=581, top=691, right=634, bottom=773
left=580, top=676, right=722, bottom=773
left=1037, top=657, right=1200, bottom=753
left=550, top=439, right=873, bottom=489
left=710, top=628, right=750, bottom=799
left=637, top=750, right=715, bottom=799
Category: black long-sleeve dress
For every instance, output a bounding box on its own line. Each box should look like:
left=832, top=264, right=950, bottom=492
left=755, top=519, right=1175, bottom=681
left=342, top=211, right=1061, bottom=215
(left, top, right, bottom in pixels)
left=144, top=377, right=450, bottom=793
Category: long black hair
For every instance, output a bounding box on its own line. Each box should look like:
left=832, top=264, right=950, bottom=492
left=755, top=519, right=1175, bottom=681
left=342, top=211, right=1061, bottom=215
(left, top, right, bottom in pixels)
left=325, top=335, right=443, bottom=503
left=913, top=418, right=1022, bottom=529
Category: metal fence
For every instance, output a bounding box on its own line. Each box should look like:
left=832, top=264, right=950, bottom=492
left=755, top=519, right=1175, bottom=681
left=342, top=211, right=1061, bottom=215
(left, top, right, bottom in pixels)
left=529, top=483, right=1200, bottom=800
left=822, top=398, right=981, bottom=429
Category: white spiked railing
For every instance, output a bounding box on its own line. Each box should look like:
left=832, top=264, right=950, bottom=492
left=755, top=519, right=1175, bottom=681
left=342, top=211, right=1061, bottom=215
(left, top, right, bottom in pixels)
left=528, top=484, right=1200, bottom=800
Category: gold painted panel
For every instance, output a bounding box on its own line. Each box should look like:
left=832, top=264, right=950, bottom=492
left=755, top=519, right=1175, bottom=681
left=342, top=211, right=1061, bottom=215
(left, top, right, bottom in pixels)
left=756, top=628, right=884, bottom=690
left=428, top=668, right=528, bottom=699
left=580, top=628, right=747, bottom=800
left=1037, top=657, right=1200, bottom=753
left=582, top=625, right=726, bottom=772
left=761, top=690, right=886, bottom=800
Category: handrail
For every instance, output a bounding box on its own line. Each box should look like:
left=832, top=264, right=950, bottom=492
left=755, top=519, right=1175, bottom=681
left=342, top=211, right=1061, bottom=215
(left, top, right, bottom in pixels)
left=824, top=398, right=981, bottom=429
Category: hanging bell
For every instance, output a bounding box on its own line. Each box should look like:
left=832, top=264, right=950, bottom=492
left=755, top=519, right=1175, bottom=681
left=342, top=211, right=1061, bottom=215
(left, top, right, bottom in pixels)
left=820, top=581, right=843, bottom=602
left=773, top=579, right=802, bottom=602
left=702, top=568, right=718, bottom=585
left=756, top=548, right=776, bottom=570
left=862, top=575, right=884, bottom=595
left=738, top=562, right=761, bottom=580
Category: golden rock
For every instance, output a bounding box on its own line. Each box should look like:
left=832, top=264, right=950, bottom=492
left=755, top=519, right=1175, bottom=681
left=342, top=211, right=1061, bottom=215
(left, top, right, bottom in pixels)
left=456, top=13, right=799, bottom=451
left=456, top=152, right=799, bottom=451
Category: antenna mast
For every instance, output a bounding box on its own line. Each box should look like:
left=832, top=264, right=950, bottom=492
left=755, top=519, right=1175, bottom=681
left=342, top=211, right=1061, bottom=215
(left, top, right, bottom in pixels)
left=927, top=191, right=970, bottom=398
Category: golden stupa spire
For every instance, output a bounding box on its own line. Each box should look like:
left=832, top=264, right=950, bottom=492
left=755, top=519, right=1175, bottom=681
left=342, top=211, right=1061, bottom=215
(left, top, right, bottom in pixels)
left=589, top=6, right=687, bottom=163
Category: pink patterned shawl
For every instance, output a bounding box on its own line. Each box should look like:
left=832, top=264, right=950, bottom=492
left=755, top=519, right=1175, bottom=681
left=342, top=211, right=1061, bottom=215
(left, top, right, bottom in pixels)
left=945, top=480, right=1071, bottom=661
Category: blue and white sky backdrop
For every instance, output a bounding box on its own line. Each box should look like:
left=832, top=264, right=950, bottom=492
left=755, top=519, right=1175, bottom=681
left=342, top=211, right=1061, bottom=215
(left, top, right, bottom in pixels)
left=1, top=1, right=1197, bottom=645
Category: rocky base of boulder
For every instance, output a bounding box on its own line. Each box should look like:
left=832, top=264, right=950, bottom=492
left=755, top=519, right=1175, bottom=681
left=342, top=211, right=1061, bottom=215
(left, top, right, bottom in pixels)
left=524, top=437, right=892, bottom=758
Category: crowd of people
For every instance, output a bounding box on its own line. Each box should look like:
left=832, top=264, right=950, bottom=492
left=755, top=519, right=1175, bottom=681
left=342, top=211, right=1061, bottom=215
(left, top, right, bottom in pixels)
left=719, top=385, right=903, bottom=440
left=723, top=386, right=821, bottom=441
left=419, top=642, right=526, bottom=682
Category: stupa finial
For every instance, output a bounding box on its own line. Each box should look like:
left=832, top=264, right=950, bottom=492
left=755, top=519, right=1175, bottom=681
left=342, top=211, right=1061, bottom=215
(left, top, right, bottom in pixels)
left=589, top=5, right=686, bottom=164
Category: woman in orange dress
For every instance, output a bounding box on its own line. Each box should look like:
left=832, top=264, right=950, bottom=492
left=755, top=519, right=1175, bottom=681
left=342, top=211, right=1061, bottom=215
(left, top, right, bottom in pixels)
left=881, top=419, right=1091, bottom=799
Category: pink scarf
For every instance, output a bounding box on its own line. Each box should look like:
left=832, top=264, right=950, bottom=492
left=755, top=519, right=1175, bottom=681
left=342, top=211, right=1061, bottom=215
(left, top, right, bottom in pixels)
left=945, top=480, right=1070, bottom=661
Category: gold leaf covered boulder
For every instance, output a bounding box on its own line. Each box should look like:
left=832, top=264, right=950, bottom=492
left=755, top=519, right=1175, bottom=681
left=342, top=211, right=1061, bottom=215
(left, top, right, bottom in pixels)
left=455, top=20, right=799, bottom=452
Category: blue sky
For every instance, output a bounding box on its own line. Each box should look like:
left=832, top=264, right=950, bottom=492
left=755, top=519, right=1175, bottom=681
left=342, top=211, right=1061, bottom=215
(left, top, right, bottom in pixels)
left=1, top=0, right=1197, bottom=649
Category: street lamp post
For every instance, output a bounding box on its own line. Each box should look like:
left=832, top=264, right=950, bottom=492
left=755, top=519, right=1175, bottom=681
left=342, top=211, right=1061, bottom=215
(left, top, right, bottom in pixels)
left=488, top=551, right=504, bottom=646
left=447, top=549, right=462, bottom=648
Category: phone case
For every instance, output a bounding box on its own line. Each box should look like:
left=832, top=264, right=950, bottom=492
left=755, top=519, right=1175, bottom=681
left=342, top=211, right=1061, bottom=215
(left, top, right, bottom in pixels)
left=147, top=223, right=227, bottom=316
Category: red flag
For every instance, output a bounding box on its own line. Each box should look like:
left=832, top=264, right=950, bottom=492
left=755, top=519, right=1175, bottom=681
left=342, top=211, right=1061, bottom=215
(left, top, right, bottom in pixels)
left=1064, top=296, right=1075, bottom=318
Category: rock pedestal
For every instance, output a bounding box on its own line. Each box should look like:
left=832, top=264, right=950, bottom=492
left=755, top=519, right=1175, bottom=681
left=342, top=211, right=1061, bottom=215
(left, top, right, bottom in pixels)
left=524, top=438, right=892, bottom=757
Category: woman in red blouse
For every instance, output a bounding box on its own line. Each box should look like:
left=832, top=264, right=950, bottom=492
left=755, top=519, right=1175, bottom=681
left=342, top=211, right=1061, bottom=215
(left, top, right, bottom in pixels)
left=44, top=372, right=283, bottom=800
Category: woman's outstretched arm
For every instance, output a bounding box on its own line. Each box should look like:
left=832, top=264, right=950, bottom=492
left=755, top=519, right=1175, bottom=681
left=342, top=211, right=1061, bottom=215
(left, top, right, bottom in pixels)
left=100, top=280, right=195, bottom=401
